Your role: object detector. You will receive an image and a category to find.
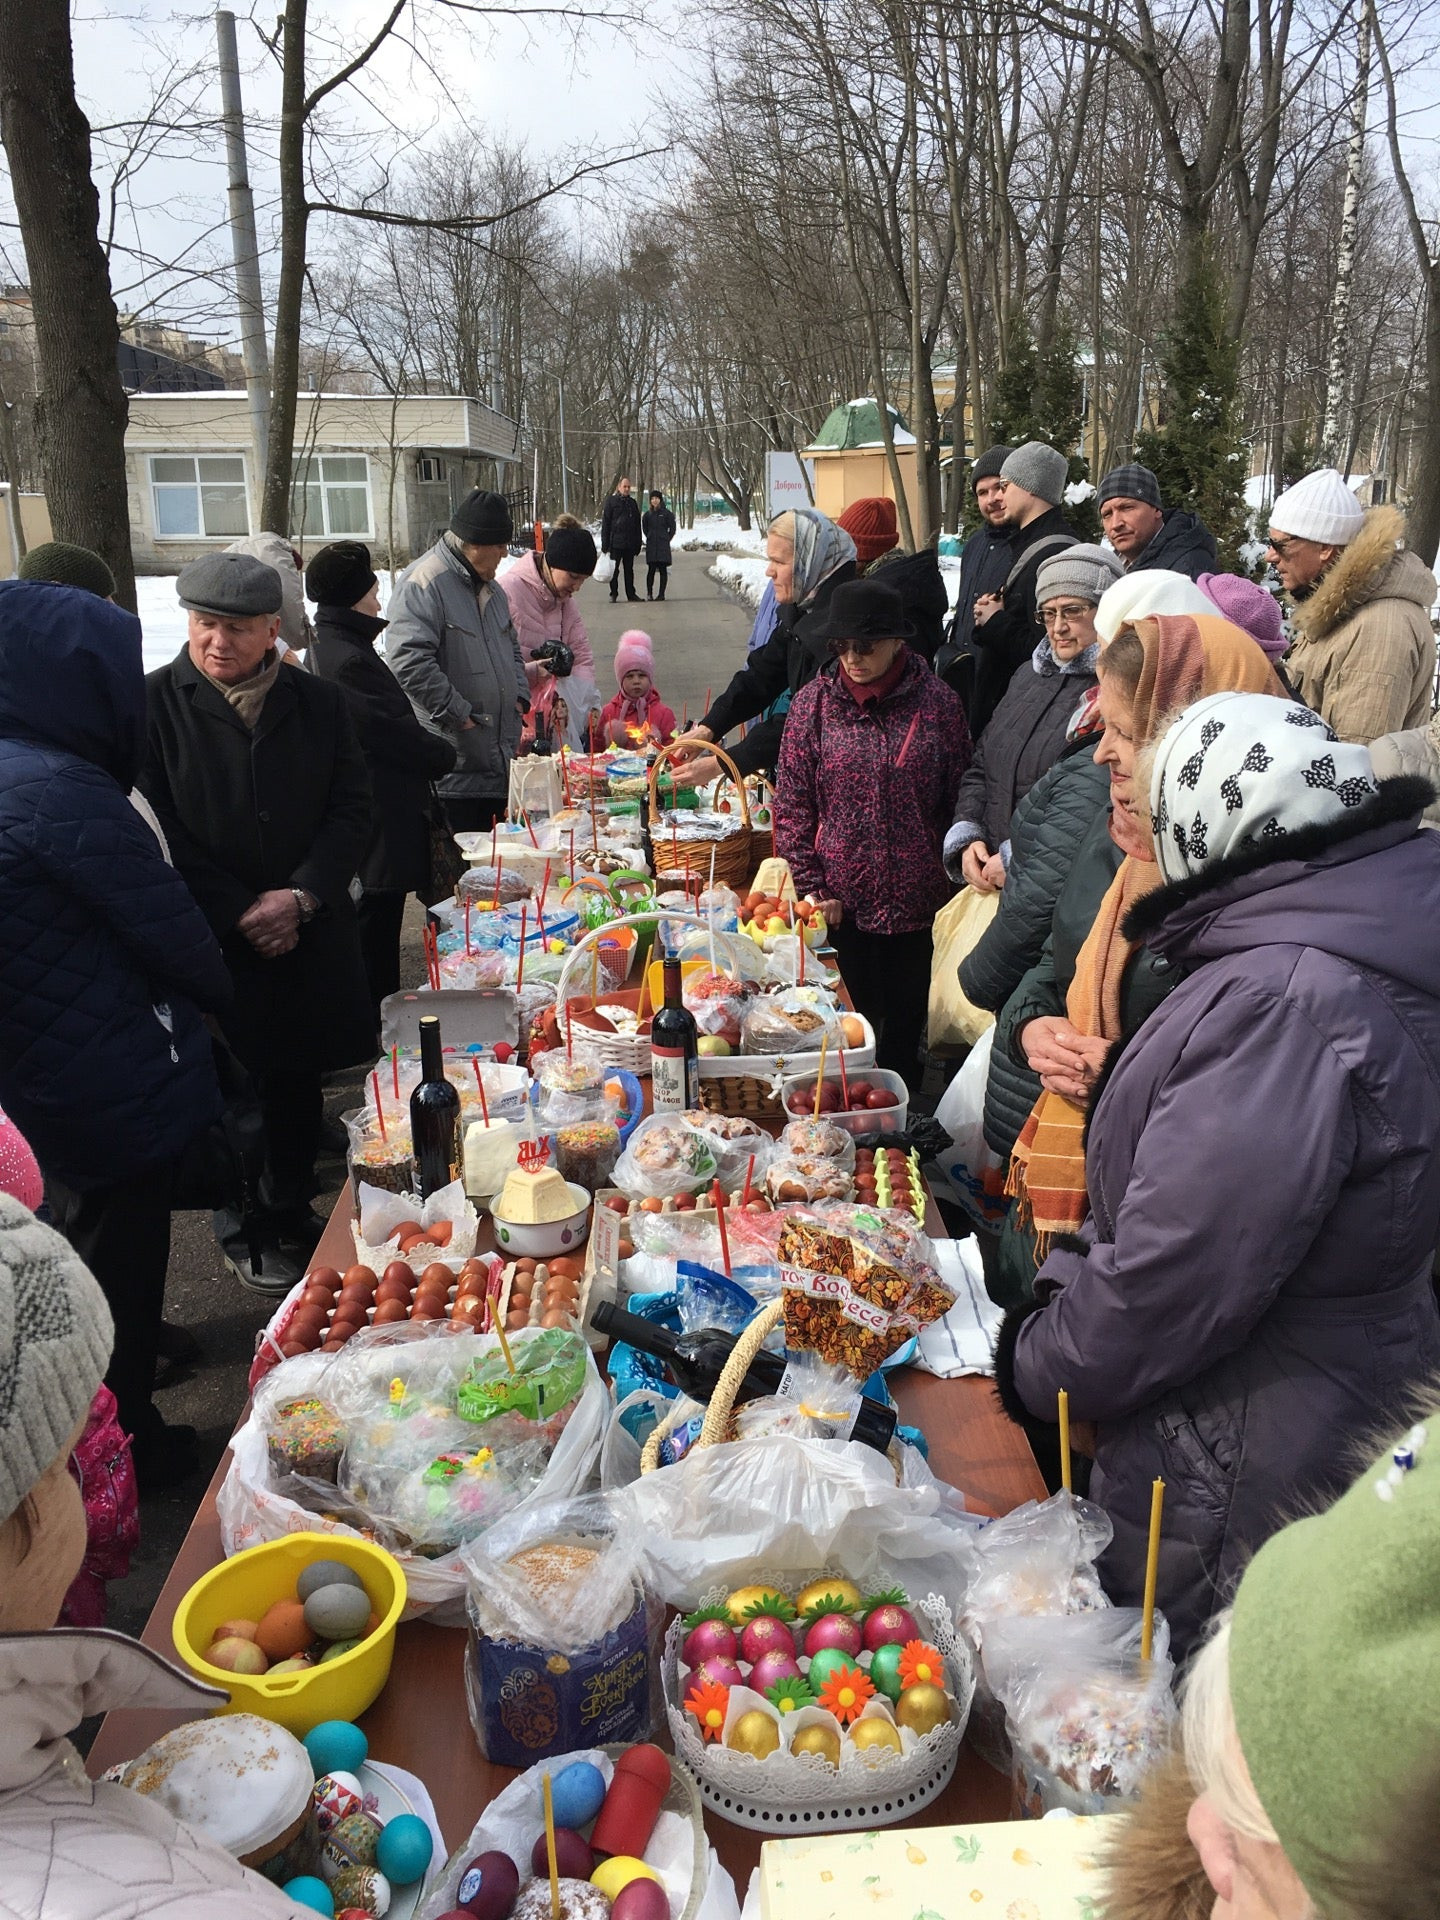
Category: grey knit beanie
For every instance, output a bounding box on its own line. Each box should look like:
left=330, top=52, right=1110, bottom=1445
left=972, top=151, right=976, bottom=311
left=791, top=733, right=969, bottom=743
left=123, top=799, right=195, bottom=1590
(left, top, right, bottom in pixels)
left=0, top=1197, right=112, bottom=1526
left=1097, top=462, right=1163, bottom=511
left=970, top=445, right=1013, bottom=489
left=1000, top=440, right=1068, bottom=508
left=1036, top=543, right=1124, bottom=606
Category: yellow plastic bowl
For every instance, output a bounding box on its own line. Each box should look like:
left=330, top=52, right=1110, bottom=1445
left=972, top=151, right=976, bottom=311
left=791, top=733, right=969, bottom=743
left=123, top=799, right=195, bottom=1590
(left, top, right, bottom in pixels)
left=172, top=1531, right=407, bottom=1736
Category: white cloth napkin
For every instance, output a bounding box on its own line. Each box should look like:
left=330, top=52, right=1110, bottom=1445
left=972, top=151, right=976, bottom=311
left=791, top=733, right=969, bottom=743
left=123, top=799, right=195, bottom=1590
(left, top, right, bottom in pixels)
left=914, top=1237, right=1003, bottom=1377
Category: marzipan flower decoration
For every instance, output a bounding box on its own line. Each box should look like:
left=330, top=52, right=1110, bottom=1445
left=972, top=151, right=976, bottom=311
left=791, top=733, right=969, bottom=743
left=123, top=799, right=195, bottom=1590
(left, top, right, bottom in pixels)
left=899, top=1640, right=945, bottom=1690
left=684, top=1677, right=729, bottom=1742
left=817, top=1662, right=874, bottom=1724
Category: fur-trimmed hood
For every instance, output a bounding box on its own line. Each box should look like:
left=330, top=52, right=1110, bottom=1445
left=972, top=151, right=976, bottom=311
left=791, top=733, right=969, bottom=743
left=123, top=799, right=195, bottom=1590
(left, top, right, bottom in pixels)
left=1123, top=775, right=1436, bottom=983
left=1098, top=1748, right=1211, bottom=1920
left=1290, top=504, right=1436, bottom=643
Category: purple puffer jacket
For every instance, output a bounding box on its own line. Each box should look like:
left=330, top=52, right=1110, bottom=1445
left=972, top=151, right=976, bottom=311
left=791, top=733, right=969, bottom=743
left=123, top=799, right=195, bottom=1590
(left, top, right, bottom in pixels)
left=774, top=652, right=971, bottom=935
left=998, top=779, right=1440, bottom=1656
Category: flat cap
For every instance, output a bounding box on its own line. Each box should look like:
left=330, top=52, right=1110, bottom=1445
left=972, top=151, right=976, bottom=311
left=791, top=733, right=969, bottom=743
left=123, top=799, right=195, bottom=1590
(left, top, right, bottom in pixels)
left=176, top=551, right=284, bottom=617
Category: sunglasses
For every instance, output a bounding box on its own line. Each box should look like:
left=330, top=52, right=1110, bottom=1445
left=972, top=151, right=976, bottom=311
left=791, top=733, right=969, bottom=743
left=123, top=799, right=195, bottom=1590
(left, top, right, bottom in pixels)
left=828, top=636, right=892, bottom=659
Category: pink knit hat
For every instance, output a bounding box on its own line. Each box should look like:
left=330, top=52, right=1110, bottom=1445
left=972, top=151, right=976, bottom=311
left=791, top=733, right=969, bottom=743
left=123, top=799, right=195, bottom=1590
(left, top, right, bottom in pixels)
left=1197, top=572, right=1286, bottom=661
left=614, top=629, right=654, bottom=688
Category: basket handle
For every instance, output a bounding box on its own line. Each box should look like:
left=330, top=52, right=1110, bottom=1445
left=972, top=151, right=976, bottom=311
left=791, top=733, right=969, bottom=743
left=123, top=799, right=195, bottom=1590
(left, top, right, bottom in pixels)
left=648, top=739, right=753, bottom=831
left=638, top=1299, right=785, bottom=1472
left=553, top=908, right=729, bottom=1007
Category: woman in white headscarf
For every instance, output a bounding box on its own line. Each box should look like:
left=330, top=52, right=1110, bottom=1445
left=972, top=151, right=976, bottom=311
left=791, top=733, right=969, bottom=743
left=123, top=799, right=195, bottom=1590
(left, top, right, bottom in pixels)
left=672, top=506, right=857, bottom=782
left=1093, top=568, right=1212, bottom=645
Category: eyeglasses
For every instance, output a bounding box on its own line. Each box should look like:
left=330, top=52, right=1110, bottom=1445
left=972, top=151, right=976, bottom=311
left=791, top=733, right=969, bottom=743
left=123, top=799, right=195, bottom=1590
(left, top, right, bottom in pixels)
left=1040, top=604, right=1094, bottom=627
left=829, top=636, right=887, bottom=658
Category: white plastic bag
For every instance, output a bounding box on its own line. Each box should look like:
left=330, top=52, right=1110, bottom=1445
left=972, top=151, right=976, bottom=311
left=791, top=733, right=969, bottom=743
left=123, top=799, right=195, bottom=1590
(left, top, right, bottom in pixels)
left=217, top=1328, right=608, bottom=1623
left=606, top=1431, right=986, bottom=1612
left=593, top=552, right=616, bottom=585
left=929, top=1027, right=1010, bottom=1231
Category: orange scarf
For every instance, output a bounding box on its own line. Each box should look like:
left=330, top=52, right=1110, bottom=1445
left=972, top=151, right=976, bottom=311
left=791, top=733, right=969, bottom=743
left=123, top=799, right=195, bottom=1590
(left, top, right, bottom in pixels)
left=1007, top=614, right=1286, bottom=1256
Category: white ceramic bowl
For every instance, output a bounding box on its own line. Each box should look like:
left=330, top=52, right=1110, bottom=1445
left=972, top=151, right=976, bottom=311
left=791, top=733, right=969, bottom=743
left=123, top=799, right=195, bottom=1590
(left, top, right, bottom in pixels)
left=487, top=1180, right=592, bottom=1256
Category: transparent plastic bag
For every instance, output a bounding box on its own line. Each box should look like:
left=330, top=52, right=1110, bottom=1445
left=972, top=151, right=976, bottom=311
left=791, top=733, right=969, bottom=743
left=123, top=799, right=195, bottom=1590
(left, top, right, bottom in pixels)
left=679, top=1110, right=775, bottom=1189
left=983, top=1608, right=1177, bottom=1815
left=763, top=1153, right=855, bottom=1204
left=675, top=1260, right=758, bottom=1336
left=778, top=1118, right=856, bottom=1169
left=612, top=1115, right=719, bottom=1198
left=740, top=987, right=842, bottom=1056
left=729, top=1351, right=865, bottom=1443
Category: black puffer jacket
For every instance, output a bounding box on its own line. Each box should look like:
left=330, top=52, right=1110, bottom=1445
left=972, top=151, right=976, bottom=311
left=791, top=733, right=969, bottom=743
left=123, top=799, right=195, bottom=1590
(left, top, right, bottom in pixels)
left=1127, top=508, right=1217, bottom=581
left=945, top=652, right=1097, bottom=857
left=966, top=507, right=1079, bottom=738
left=935, top=523, right=1014, bottom=711
left=868, top=545, right=949, bottom=664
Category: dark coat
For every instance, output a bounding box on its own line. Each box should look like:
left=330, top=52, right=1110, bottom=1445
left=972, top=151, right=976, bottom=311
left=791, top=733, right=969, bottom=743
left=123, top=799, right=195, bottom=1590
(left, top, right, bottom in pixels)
left=935, top=522, right=1014, bottom=710
left=0, top=583, right=229, bottom=1189
left=966, top=507, right=1079, bottom=739
left=307, top=606, right=457, bottom=896
left=989, top=804, right=1173, bottom=1172
left=868, top=545, right=949, bottom=664
left=642, top=506, right=676, bottom=566
left=140, top=648, right=376, bottom=1075
left=601, top=491, right=643, bottom=557
left=1127, top=508, right=1217, bottom=581
left=702, top=560, right=858, bottom=777
left=997, top=782, right=1440, bottom=1657
left=775, top=651, right=970, bottom=936
left=947, top=653, right=1098, bottom=853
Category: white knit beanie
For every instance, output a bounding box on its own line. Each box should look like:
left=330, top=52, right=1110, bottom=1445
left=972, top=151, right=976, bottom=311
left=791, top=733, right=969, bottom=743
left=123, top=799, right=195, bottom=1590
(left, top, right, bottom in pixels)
left=0, top=1196, right=112, bottom=1525
left=1094, top=569, right=1213, bottom=644
left=1268, top=468, right=1365, bottom=548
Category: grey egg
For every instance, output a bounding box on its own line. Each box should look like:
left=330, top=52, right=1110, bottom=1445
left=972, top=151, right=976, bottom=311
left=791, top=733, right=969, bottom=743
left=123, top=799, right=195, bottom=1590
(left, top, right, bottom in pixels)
left=297, top=1559, right=367, bottom=1603
left=303, top=1582, right=372, bottom=1641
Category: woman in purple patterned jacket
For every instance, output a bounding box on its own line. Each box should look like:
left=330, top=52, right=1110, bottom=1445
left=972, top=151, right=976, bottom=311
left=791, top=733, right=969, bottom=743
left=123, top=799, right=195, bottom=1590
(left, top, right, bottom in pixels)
left=775, top=577, right=971, bottom=1087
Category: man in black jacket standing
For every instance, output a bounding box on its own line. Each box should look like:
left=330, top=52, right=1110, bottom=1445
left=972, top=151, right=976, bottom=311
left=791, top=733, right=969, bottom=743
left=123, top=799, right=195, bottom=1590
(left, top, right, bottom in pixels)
left=140, top=552, right=375, bottom=1293
left=305, top=541, right=458, bottom=1016
left=966, top=441, right=1079, bottom=739
left=1096, top=462, right=1217, bottom=578
left=600, top=477, right=643, bottom=603
left=934, top=444, right=1014, bottom=713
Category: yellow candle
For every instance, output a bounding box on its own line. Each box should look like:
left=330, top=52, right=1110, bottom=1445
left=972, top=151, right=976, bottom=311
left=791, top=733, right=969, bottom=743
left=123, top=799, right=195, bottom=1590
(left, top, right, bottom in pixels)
left=1140, top=1478, right=1166, bottom=1661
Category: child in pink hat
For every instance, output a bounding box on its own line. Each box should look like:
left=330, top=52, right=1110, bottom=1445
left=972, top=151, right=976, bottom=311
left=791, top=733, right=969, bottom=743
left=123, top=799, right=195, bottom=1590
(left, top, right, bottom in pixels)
left=599, top=630, right=677, bottom=747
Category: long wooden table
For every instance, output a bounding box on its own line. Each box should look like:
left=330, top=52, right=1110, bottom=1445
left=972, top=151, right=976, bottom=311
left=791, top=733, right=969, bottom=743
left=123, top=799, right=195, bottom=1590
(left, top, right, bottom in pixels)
left=89, top=1170, right=1043, bottom=1894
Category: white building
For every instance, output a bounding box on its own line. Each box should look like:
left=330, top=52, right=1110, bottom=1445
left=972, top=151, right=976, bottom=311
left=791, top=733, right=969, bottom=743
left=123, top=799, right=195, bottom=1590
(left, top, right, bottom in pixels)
left=123, top=390, right=525, bottom=573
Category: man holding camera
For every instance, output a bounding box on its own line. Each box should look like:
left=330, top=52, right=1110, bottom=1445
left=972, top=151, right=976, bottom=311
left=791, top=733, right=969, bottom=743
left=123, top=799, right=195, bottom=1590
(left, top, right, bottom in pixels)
left=387, top=490, right=530, bottom=834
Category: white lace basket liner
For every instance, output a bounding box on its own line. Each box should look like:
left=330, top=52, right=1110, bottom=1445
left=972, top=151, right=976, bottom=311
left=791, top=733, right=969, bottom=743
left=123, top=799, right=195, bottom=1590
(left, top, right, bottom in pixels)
left=662, top=1579, right=974, bottom=1833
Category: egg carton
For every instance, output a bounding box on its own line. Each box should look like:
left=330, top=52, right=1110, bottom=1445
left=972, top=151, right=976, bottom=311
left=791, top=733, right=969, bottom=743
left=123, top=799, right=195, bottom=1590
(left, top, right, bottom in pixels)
left=494, top=1254, right=601, bottom=1350
left=249, top=1255, right=506, bottom=1385
left=854, top=1147, right=926, bottom=1224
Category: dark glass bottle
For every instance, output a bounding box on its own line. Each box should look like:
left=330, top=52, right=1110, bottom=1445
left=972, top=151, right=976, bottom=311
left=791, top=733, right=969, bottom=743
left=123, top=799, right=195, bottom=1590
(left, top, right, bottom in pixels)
left=590, top=1302, right=898, bottom=1455
left=650, top=950, right=699, bottom=1111
left=410, top=1013, right=461, bottom=1197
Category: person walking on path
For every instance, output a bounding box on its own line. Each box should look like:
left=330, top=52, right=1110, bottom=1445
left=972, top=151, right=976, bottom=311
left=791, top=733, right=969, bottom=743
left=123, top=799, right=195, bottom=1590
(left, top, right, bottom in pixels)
left=944, top=544, right=1121, bottom=894
left=935, top=445, right=1015, bottom=710
left=0, top=582, right=230, bottom=1487
left=997, top=691, right=1440, bottom=1656
left=304, top=541, right=457, bottom=1017
left=1266, top=467, right=1437, bottom=743
left=774, top=578, right=970, bottom=1087
left=643, top=489, right=676, bottom=601
left=140, top=553, right=374, bottom=1296
left=673, top=506, right=857, bottom=782
left=837, top=495, right=949, bottom=662
left=1097, top=462, right=1217, bottom=579
left=385, top=489, right=529, bottom=836
left=601, top=476, right=644, bottom=603
left=967, top=442, right=1079, bottom=740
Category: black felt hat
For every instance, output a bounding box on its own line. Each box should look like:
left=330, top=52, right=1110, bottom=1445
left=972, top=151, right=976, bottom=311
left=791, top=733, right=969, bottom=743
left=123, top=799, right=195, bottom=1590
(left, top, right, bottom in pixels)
left=802, top=577, right=915, bottom=649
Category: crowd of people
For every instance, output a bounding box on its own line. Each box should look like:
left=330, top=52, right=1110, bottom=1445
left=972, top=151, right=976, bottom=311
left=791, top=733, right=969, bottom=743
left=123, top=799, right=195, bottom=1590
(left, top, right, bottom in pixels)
left=2, top=443, right=1440, bottom=1916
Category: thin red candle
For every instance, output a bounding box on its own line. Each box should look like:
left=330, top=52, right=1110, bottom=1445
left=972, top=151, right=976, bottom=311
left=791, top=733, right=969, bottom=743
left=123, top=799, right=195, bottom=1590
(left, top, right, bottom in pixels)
left=838, top=1043, right=849, bottom=1108
left=371, top=1071, right=387, bottom=1140
left=539, top=860, right=552, bottom=917
left=491, top=821, right=498, bottom=871
left=712, top=1179, right=732, bottom=1276
left=524, top=809, right=539, bottom=848
left=464, top=899, right=471, bottom=955
left=473, top=1057, right=490, bottom=1126
left=566, top=999, right=574, bottom=1062
left=391, top=1043, right=399, bottom=1102
left=741, top=1152, right=755, bottom=1206
left=516, top=904, right=527, bottom=990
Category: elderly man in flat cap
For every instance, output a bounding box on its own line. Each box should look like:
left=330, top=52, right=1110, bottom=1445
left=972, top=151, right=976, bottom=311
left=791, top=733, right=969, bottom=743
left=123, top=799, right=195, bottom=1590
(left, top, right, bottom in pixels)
left=138, top=552, right=374, bottom=1291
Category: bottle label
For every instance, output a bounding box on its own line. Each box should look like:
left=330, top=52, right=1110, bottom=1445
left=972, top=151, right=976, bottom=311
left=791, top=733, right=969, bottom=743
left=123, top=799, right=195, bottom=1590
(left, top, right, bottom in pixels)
left=652, top=1044, right=697, bottom=1111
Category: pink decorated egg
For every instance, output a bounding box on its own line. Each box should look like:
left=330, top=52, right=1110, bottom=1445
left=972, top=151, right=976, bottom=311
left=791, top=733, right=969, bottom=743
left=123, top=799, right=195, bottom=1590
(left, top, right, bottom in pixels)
left=803, top=1612, right=862, bottom=1659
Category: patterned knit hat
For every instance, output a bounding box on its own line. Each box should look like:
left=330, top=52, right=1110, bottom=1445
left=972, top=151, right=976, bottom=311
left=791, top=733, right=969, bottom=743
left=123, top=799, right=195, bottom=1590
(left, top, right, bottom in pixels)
left=1097, top=463, right=1162, bottom=510
left=1149, top=691, right=1378, bottom=885
left=0, top=1196, right=112, bottom=1526
left=17, top=541, right=116, bottom=599
left=837, top=496, right=899, bottom=565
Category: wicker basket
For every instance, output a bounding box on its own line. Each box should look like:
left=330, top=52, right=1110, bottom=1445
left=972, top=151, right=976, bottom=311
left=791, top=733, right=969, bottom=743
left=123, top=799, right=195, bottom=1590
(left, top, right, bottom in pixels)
left=713, top=770, right=773, bottom=878
left=552, top=911, right=751, bottom=1076
left=650, top=740, right=752, bottom=890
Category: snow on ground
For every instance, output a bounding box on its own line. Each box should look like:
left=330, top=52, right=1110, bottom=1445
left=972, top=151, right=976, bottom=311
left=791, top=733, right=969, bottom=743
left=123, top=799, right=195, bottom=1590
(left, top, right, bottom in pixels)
left=708, top=552, right=769, bottom=610
left=672, top=518, right=767, bottom=555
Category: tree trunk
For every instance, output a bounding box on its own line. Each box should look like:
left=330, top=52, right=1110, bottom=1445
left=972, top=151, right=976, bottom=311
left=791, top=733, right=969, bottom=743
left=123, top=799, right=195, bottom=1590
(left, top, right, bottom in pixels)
left=0, top=0, right=135, bottom=606
left=1410, top=282, right=1440, bottom=564
left=262, top=0, right=309, bottom=535
left=1320, top=11, right=1370, bottom=466
left=0, top=379, right=28, bottom=559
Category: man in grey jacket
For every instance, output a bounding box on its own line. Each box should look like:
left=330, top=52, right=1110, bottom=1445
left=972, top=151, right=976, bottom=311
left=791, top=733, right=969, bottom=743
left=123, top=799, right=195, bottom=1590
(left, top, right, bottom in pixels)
left=386, top=490, right=529, bottom=833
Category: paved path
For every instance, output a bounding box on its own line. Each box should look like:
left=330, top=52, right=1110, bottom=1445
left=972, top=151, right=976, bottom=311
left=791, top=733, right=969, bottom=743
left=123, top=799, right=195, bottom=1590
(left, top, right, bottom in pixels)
left=96, top=551, right=752, bottom=1653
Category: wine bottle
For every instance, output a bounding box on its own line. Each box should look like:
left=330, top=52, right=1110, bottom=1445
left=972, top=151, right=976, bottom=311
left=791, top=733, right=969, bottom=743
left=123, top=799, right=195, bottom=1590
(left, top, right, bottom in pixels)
left=410, top=1013, right=461, bottom=1197
left=649, top=948, right=699, bottom=1112
left=590, top=1301, right=897, bottom=1454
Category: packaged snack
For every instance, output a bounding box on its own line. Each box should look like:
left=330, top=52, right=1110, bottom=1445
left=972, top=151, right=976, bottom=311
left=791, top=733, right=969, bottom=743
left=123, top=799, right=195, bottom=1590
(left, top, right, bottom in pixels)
left=779, top=1118, right=856, bottom=1167
left=457, top=1328, right=589, bottom=1429
left=556, top=1120, right=621, bottom=1191
left=266, top=1397, right=344, bottom=1485
left=679, top=1110, right=775, bottom=1188
left=459, top=864, right=535, bottom=906
left=763, top=1155, right=855, bottom=1205
left=536, top=1051, right=608, bottom=1128
left=740, top=987, right=843, bottom=1056
left=343, top=1107, right=415, bottom=1199
left=612, top=1116, right=719, bottom=1199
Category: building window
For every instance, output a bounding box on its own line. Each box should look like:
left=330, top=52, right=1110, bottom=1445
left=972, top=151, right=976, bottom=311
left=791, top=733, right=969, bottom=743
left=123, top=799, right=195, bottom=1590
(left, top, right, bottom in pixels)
left=291, top=452, right=372, bottom=537
left=416, top=455, right=445, bottom=482
left=149, top=453, right=249, bottom=538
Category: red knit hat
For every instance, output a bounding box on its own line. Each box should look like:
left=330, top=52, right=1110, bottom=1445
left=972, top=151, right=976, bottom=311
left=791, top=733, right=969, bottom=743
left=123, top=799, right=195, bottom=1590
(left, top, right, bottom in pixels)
left=837, top=496, right=898, bottom=565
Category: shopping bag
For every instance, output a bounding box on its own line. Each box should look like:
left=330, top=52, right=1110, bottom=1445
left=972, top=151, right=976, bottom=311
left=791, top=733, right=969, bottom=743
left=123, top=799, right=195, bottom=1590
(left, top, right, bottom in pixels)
left=929, top=1025, right=1010, bottom=1232
left=508, top=752, right=564, bottom=822
left=593, top=552, right=616, bottom=585
left=927, top=887, right=1000, bottom=1048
